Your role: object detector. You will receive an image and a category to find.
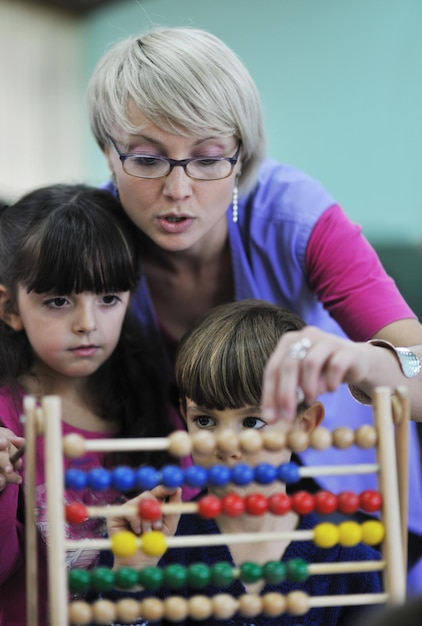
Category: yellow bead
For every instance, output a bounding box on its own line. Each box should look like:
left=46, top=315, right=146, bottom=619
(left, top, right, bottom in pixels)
left=111, top=531, right=139, bottom=558
left=141, top=530, right=168, bottom=557
left=361, top=520, right=385, bottom=546
left=313, top=523, right=339, bottom=548
left=338, top=521, right=362, bottom=547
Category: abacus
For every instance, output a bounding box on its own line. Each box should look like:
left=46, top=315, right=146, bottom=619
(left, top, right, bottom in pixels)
left=24, top=386, right=409, bottom=625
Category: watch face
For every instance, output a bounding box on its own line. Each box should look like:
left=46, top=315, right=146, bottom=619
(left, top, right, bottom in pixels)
left=396, top=348, right=422, bottom=378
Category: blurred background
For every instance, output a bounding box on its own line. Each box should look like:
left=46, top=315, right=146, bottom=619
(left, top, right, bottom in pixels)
left=1, top=0, right=422, bottom=315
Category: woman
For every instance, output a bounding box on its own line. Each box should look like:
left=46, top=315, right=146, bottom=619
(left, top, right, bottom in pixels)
left=86, top=26, right=422, bottom=587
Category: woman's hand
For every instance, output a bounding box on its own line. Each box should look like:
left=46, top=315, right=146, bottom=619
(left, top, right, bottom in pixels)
left=0, top=428, right=25, bottom=492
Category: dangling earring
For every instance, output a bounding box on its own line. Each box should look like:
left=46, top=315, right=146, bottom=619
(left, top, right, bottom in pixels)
left=232, top=183, right=239, bottom=223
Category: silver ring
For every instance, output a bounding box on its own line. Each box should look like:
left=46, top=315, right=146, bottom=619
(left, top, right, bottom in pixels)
left=296, top=387, right=305, bottom=404
left=288, top=337, right=312, bottom=360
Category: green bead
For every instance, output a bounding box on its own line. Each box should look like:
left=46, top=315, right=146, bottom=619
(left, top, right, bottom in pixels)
left=139, top=566, right=164, bottom=590
left=187, top=563, right=211, bottom=589
left=114, top=567, right=139, bottom=589
left=286, top=558, right=309, bottom=582
left=90, top=567, right=115, bottom=592
left=262, top=561, right=287, bottom=584
left=239, top=561, right=263, bottom=584
left=163, top=564, right=188, bottom=589
left=210, top=562, right=235, bottom=587
left=68, top=568, right=91, bottom=593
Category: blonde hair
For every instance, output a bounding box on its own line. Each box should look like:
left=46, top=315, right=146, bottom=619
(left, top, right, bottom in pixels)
left=87, top=27, right=267, bottom=192
left=175, top=299, right=305, bottom=411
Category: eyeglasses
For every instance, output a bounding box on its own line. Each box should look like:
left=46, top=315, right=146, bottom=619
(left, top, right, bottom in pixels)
left=108, top=137, right=241, bottom=181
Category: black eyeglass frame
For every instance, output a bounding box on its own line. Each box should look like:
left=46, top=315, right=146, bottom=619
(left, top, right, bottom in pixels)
left=108, top=137, right=242, bottom=181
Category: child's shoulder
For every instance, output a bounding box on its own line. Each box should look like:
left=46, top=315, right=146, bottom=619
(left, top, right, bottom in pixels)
left=0, top=384, right=25, bottom=432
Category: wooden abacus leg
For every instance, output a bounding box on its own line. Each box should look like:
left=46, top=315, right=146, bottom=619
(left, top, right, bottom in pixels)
left=24, top=396, right=38, bottom=626
left=44, top=396, right=68, bottom=626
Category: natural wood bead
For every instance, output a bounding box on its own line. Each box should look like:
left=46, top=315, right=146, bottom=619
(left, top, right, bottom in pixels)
left=168, top=431, right=192, bottom=457
left=216, top=429, right=239, bottom=454
left=188, top=595, right=213, bottom=620
left=332, top=427, right=355, bottom=449
left=309, top=427, right=332, bottom=450
left=68, top=601, right=92, bottom=626
left=355, top=425, right=378, bottom=448
left=239, top=430, right=263, bottom=453
left=262, top=430, right=287, bottom=452
left=115, top=598, right=141, bottom=623
left=286, top=591, right=310, bottom=616
left=163, top=596, right=189, bottom=622
left=287, top=429, right=309, bottom=452
left=238, top=593, right=263, bottom=617
left=191, top=431, right=216, bottom=455
left=92, top=599, right=116, bottom=623
left=212, top=593, right=239, bottom=620
left=261, top=592, right=287, bottom=617
left=63, top=433, right=86, bottom=459
left=140, top=597, right=164, bottom=621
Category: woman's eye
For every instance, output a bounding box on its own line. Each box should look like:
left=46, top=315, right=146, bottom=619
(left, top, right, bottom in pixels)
left=243, top=417, right=266, bottom=430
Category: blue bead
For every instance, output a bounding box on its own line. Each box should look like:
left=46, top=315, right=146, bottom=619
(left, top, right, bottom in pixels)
left=65, top=468, right=87, bottom=490
left=277, top=462, right=300, bottom=484
left=184, top=465, right=208, bottom=488
left=208, top=464, right=231, bottom=487
left=161, top=465, right=184, bottom=488
left=135, top=466, right=161, bottom=490
left=231, top=463, right=254, bottom=486
left=87, top=467, right=111, bottom=491
left=111, top=466, right=136, bottom=492
left=254, top=463, right=277, bottom=484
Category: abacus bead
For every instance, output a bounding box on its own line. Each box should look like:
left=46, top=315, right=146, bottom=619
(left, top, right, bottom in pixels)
left=240, top=561, right=263, bottom=583
left=68, top=601, right=92, bottom=626
left=63, top=433, right=86, bottom=459
left=245, top=493, right=269, bottom=516
left=141, top=530, right=167, bottom=557
left=338, top=521, right=362, bottom=547
left=114, top=567, right=139, bottom=589
left=65, top=502, right=89, bottom=524
left=314, top=491, right=338, bottom=515
left=309, top=427, right=332, bottom=450
left=239, top=429, right=263, bottom=453
left=163, top=596, right=188, bottom=622
left=208, top=464, right=231, bottom=487
left=91, top=567, right=115, bottom=592
left=262, top=592, right=287, bottom=617
left=361, top=520, right=385, bottom=545
left=286, top=558, right=309, bottom=582
left=115, top=598, right=140, bottom=624
left=111, top=531, right=138, bottom=558
left=287, top=429, right=309, bottom=453
left=332, top=426, right=355, bottom=449
left=221, top=493, right=245, bottom=517
left=65, top=468, right=87, bottom=490
left=254, top=462, right=277, bottom=484
left=187, top=563, right=211, bottom=589
left=92, top=599, right=117, bottom=623
left=262, top=561, right=286, bottom=584
left=337, top=491, right=360, bottom=514
left=198, top=494, right=222, bottom=518
left=111, top=466, right=135, bottom=492
left=138, top=498, right=162, bottom=522
left=238, top=593, right=262, bottom=618
left=163, top=563, right=188, bottom=589
left=360, top=490, right=383, bottom=513
left=87, top=467, right=111, bottom=491
left=191, top=430, right=216, bottom=455
left=313, top=522, right=339, bottom=548
left=138, top=566, right=164, bottom=590
left=135, top=466, right=160, bottom=490
left=355, top=424, right=378, bottom=448
left=141, top=597, right=164, bottom=621
left=68, top=568, right=91, bottom=593
left=268, top=493, right=292, bottom=515
left=231, top=463, right=254, bottom=486
left=212, top=594, right=239, bottom=620
left=210, top=562, right=235, bottom=587
left=188, top=596, right=213, bottom=620
left=168, top=430, right=192, bottom=457
left=184, top=465, right=208, bottom=488
left=262, top=430, right=287, bottom=452
left=286, top=590, right=310, bottom=616
left=162, top=464, right=184, bottom=488
left=277, top=462, right=300, bottom=484
left=216, top=429, right=238, bottom=454
left=291, top=491, right=315, bottom=515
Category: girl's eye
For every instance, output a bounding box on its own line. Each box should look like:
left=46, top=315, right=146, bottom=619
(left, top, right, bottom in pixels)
left=243, top=417, right=266, bottom=430
left=193, top=415, right=215, bottom=429
left=101, top=294, right=121, bottom=306
left=44, top=297, right=68, bottom=309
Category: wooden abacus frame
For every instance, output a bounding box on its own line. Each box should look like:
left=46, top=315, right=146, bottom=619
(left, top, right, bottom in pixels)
left=24, top=386, right=409, bottom=625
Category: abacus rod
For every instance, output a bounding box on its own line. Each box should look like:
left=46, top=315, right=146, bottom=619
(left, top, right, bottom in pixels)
left=308, top=592, right=388, bottom=608
left=393, top=386, right=409, bottom=575
left=24, top=396, right=38, bottom=626
left=308, top=560, right=384, bottom=575
left=300, top=464, right=378, bottom=477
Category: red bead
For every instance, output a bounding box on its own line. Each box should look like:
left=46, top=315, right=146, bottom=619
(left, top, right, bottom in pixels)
left=65, top=502, right=89, bottom=524
left=245, top=493, right=269, bottom=516
left=268, top=493, right=292, bottom=515
left=360, top=490, right=383, bottom=513
left=314, top=491, right=338, bottom=515
left=198, top=494, right=222, bottom=518
left=221, top=493, right=245, bottom=517
left=138, top=498, right=162, bottom=521
left=337, top=491, right=360, bottom=514
left=291, top=491, right=315, bottom=515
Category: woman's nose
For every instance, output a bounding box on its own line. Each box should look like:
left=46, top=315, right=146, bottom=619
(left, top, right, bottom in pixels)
left=162, top=165, right=193, bottom=199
